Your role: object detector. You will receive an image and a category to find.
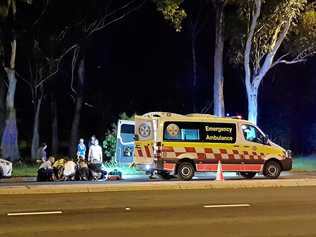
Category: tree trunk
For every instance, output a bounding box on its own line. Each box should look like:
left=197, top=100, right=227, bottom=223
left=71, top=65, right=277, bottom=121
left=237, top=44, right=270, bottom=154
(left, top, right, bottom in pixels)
left=31, top=95, right=43, bottom=160
left=50, top=94, right=59, bottom=155
left=213, top=1, right=225, bottom=117
left=1, top=68, right=19, bottom=161
left=0, top=75, right=6, bottom=138
left=69, top=58, right=85, bottom=157
left=247, top=89, right=258, bottom=125
left=191, top=36, right=197, bottom=112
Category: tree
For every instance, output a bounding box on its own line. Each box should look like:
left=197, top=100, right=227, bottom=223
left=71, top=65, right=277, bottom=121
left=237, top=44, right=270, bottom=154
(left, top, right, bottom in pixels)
left=19, top=40, right=56, bottom=160
left=67, top=0, right=145, bottom=157
left=153, top=0, right=229, bottom=116
left=233, top=0, right=316, bottom=124
left=178, top=0, right=208, bottom=112
left=211, top=0, right=226, bottom=116
left=0, top=0, right=30, bottom=160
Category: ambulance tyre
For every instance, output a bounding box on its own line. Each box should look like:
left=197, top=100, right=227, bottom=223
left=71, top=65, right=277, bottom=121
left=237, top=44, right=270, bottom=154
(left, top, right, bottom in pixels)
left=0, top=168, right=3, bottom=179
left=240, top=172, right=256, bottom=179
left=177, top=162, right=195, bottom=181
left=263, top=160, right=281, bottom=179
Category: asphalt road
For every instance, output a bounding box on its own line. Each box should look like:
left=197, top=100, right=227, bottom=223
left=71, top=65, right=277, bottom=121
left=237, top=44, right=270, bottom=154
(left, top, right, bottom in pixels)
left=1, top=187, right=316, bottom=237
left=1, top=171, right=316, bottom=186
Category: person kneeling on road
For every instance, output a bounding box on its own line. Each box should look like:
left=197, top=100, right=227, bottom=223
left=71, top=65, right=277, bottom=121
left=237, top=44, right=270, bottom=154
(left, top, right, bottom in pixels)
left=53, top=157, right=66, bottom=181
left=88, top=140, right=107, bottom=180
left=78, top=156, right=89, bottom=181
left=63, top=158, right=77, bottom=181
left=37, top=156, right=55, bottom=182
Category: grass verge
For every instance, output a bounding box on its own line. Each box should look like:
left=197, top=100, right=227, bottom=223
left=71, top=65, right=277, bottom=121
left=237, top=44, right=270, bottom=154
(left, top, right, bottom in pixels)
left=292, top=156, right=316, bottom=172
left=13, top=164, right=38, bottom=177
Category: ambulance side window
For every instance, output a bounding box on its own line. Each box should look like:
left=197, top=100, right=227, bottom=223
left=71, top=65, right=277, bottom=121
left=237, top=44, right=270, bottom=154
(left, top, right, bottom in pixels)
left=164, top=122, right=200, bottom=141
left=241, top=124, right=265, bottom=144
left=181, top=129, right=200, bottom=141
left=121, top=124, right=134, bottom=134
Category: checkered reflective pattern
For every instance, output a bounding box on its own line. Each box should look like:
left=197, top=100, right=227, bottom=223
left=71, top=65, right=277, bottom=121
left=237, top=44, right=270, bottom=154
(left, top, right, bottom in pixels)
left=162, top=146, right=265, bottom=160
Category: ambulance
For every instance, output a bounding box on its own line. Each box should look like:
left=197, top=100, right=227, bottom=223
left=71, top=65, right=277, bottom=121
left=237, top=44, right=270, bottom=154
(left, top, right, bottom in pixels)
left=134, top=112, right=292, bottom=180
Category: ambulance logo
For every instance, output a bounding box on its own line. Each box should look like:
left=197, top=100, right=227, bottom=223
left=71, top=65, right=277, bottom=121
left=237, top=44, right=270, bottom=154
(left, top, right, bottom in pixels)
left=139, top=123, right=151, bottom=138
left=166, top=123, right=180, bottom=137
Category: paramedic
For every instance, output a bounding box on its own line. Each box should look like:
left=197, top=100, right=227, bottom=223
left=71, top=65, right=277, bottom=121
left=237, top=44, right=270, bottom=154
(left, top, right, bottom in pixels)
left=88, top=140, right=106, bottom=179
left=37, top=156, right=55, bottom=181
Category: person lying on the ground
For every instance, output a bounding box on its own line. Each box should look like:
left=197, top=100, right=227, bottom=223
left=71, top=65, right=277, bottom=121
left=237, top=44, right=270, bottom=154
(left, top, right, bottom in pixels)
left=63, top=158, right=77, bottom=181
left=37, top=156, right=55, bottom=182
left=88, top=162, right=107, bottom=180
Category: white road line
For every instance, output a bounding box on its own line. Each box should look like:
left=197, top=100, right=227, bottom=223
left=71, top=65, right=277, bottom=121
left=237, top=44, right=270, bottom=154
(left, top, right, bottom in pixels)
left=203, top=204, right=251, bottom=208
left=7, top=211, right=63, bottom=216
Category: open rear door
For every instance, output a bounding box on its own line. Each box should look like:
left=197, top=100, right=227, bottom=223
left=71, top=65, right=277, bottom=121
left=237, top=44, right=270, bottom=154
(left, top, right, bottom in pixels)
left=134, top=115, right=155, bottom=165
left=115, top=120, right=135, bottom=166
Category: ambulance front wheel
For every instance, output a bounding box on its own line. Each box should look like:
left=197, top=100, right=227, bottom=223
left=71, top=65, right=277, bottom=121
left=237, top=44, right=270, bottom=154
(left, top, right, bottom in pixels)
left=263, top=160, right=281, bottom=179
left=177, top=162, right=195, bottom=181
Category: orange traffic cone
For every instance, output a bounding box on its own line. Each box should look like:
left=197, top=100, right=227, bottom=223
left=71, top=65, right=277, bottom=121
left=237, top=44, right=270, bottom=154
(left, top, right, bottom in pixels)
left=216, top=160, right=224, bottom=181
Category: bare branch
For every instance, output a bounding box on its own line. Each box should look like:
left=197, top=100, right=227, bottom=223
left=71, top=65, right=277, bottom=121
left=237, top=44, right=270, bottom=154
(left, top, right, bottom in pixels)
left=271, top=48, right=316, bottom=69
left=32, top=0, right=50, bottom=28
left=87, top=0, right=146, bottom=37
left=70, top=47, right=80, bottom=95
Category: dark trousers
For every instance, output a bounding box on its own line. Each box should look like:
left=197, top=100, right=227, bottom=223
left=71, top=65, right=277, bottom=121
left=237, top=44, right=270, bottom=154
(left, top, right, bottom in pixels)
left=37, top=168, right=54, bottom=182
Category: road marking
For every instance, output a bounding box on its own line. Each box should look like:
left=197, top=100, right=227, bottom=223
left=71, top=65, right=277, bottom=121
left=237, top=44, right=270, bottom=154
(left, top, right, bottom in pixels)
left=7, top=211, right=63, bottom=216
left=203, top=204, right=251, bottom=208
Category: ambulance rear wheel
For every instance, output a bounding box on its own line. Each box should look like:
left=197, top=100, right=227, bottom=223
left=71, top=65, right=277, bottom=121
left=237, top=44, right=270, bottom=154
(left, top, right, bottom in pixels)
left=263, top=160, right=281, bottom=179
left=177, top=162, right=195, bottom=181
left=0, top=168, right=3, bottom=179
left=240, top=172, right=256, bottom=179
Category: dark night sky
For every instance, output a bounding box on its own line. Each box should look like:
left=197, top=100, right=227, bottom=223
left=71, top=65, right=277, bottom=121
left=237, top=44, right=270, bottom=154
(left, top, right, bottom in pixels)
left=14, top=1, right=316, bottom=155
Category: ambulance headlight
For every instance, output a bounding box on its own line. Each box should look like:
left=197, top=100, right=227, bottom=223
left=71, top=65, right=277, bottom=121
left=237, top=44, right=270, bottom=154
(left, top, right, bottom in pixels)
left=145, top=164, right=151, bottom=170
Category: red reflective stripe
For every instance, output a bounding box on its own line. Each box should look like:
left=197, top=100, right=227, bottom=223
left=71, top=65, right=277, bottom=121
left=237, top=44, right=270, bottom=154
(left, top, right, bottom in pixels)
left=197, top=153, right=206, bottom=160
left=205, top=148, right=213, bottom=153
left=144, top=146, right=151, bottom=157
left=163, top=163, right=175, bottom=171
left=185, top=147, right=196, bottom=153
left=195, top=164, right=262, bottom=172
left=137, top=148, right=143, bottom=157
left=243, top=164, right=262, bottom=171
left=163, top=146, right=174, bottom=152
left=219, top=149, right=227, bottom=154
left=222, top=164, right=244, bottom=171
left=196, top=164, right=217, bottom=172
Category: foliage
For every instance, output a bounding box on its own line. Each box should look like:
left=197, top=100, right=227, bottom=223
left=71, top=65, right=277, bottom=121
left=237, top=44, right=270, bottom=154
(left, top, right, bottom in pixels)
left=227, top=0, right=316, bottom=67
left=102, top=113, right=134, bottom=162
left=152, top=0, right=187, bottom=31
left=286, top=5, right=316, bottom=57
left=103, top=127, right=117, bottom=161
